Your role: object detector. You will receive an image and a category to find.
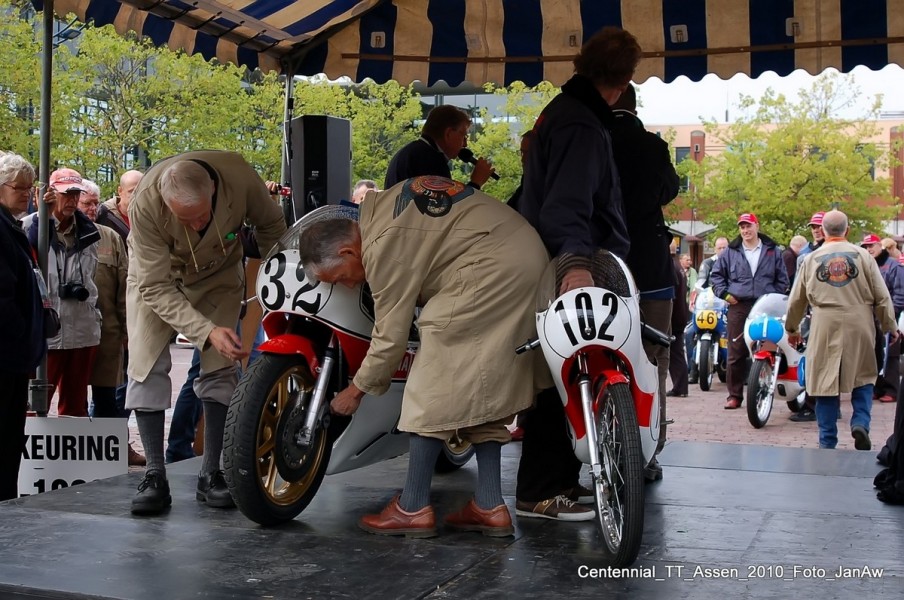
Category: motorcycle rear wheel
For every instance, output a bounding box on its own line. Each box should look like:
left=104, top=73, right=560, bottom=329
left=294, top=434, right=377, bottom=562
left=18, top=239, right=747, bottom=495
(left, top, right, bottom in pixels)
left=593, top=381, right=645, bottom=567
left=699, top=339, right=714, bottom=392
left=746, top=358, right=774, bottom=429
left=224, top=354, right=333, bottom=526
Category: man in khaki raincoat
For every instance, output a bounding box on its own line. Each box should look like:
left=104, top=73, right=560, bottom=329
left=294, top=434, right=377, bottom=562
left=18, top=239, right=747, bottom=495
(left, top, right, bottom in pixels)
left=786, top=210, right=899, bottom=450
left=126, top=151, right=286, bottom=515
left=299, top=176, right=548, bottom=538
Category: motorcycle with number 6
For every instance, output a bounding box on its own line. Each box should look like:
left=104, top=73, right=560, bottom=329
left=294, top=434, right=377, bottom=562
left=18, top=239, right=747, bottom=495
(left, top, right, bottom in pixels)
left=516, top=250, right=671, bottom=567
left=222, top=206, right=473, bottom=526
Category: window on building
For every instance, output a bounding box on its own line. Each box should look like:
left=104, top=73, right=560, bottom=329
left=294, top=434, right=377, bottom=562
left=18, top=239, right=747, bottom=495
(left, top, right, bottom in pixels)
left=675, top=146, right=691, bottom=192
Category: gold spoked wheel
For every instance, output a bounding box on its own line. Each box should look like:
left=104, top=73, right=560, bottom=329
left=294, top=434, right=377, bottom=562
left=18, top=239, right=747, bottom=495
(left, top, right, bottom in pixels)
left=224, top=354, right=333, bottom=526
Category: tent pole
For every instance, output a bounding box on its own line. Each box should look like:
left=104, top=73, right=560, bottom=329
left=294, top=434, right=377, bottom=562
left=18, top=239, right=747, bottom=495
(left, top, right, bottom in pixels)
left=29, top=0, right=56, bottom=417
left=280, top=65, right=295, bottom=224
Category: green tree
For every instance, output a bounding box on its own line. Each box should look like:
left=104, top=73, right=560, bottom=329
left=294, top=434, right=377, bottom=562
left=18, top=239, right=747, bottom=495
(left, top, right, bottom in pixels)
left=0, top=1, right=44, bottom=163
left=464, top=81, right=558, bottom=201
left=676, top=73, right=897, bottom=244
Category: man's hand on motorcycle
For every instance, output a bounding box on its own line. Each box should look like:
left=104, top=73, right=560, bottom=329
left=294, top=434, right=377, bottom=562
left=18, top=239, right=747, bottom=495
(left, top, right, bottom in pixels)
left=892, top=330, right=901, bottom=345
left=559, top=268, right=594, bottom=294
left=207, top=326, right=249, bottom=361
left=787, top=332, right=802, bottom=347
left=331, top=384, right=365, bottom=416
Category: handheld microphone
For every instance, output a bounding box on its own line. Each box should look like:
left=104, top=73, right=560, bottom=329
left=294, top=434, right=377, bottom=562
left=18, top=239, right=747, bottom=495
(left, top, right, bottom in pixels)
left=458, top=148, right=500, bottom=180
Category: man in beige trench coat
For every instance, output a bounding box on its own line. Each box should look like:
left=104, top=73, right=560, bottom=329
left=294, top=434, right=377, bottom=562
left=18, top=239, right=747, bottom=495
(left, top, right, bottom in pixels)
left=299, top=176, right=548, bottom=538
left=126, top=151, right=286, bottom=515
left=786, top=210, right=899, bottom=450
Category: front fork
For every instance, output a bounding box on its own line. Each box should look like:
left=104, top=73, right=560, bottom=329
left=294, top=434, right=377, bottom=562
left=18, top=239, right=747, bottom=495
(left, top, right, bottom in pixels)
left=577, top=353, right=606, bottom=495
left=768, top=352, right=783, bottom=399
left=297, top=334, right=338, bottom=447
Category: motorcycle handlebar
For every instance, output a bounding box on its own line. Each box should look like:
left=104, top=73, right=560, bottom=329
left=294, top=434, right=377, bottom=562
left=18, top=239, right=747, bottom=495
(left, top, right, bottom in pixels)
left=515, top=338, right=541, bottom=354
left=641, top=323, right=673, bottom=348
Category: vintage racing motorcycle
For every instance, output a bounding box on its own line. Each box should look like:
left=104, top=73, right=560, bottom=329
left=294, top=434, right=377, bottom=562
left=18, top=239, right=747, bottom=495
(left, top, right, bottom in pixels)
left=222, top=206, right=473, bottom=526
left=516, top=250, right=671, bottom=567
left=689, top=288, right=729, bottom=391
left=743, top=293, right=807, bottom=429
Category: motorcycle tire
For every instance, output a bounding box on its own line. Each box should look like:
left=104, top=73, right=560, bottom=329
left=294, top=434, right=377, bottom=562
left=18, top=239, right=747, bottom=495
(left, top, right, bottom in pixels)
left=223, top=353, right=334, bottom=526
left=746, top=358, right=775, bottom=429
left=593, top=381, right=645, bottom=567
left=699, top=339, right=714, bottom=392
left=434, top=432, right=475, bottom=473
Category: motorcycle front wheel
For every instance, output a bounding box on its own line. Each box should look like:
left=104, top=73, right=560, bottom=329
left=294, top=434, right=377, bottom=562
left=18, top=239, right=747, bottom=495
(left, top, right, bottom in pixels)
left=593, top=381, right=645, bottom=567
left=746, top=358, right=775, bottom=429
left=435, top=432, right=475, bottom=473
left=223, top=353, right=333, bottom=526
left=698, top=339, right=714, bottom=391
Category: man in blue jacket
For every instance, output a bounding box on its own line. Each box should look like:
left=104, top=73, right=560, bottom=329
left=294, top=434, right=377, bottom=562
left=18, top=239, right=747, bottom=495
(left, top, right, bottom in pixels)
left=711, top=213, right=789, bottom=409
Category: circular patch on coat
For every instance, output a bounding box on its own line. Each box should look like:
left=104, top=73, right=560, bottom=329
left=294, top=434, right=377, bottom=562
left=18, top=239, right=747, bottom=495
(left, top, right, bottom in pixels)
left=815, top=252, right=859, bottom=287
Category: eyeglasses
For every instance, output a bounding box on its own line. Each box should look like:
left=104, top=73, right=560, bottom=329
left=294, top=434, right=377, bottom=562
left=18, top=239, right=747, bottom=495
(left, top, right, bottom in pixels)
left=2, top=182, right=38, bottom=193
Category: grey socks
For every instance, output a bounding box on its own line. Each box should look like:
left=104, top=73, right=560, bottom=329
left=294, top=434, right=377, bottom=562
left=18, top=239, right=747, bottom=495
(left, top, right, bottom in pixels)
left=201, top=401, right=227, bottom=475
left=399, top=434, right=443, bottom=512
left=135, top=410, right=166, bottom=476
left=474, top=441, right=504, bottom=510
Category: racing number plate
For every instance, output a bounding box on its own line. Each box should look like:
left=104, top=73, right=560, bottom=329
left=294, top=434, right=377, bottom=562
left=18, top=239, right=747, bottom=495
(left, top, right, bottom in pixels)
left=542, top=288, right=631, bottom=359
left=695, top=309, right=718, bottom=330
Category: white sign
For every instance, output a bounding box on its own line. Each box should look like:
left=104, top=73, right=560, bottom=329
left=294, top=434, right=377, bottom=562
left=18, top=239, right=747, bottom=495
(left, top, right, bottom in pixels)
left=18, top=417, right=128, bottom=497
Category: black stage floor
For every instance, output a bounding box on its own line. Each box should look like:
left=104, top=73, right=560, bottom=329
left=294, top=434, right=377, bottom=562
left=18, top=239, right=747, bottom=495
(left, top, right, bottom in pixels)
left=0, top=441, right=901, bottom=600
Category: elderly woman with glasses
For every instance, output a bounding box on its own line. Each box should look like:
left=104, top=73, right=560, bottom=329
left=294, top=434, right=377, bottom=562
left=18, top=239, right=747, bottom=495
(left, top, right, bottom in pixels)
left=0, top=152, right=45, bottom=500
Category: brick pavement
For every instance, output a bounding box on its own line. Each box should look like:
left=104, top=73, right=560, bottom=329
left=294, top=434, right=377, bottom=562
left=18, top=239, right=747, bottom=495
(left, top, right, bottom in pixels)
left=126, top=346, right=897, bottom=459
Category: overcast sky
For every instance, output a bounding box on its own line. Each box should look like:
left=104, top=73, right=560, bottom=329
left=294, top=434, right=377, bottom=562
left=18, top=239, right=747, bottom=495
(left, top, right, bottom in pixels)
left=637, top=64, right=904, bottom=126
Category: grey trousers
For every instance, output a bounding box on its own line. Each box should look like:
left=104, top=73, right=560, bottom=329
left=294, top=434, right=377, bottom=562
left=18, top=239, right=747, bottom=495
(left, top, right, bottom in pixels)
left=125, top=344, right=238, bottom=412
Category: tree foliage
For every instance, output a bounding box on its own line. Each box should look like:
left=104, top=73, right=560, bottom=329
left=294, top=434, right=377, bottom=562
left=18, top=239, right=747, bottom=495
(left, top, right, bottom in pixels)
left=675, top=73, right=898, bottom=244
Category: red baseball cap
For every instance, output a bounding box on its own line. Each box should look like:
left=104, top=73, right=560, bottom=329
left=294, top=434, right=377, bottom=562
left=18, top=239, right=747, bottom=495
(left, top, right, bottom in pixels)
left=808, top=212, right=825, bottom=226
left=737, top=213, right=758, bottom=225
left=49, top=168, right=86, bottom=193
left=861, top=233, right=882, bottom=246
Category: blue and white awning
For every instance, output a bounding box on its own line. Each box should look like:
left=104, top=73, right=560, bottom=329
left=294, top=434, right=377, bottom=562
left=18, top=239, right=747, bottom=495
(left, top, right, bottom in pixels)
left=34, top=0, right=904, bottom=85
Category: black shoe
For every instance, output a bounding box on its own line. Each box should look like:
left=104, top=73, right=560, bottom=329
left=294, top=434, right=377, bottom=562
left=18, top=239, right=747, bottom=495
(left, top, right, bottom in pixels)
left=688, top=369, right=699, bottom=385
left=197, top=470, right=236, bottom=509
left=851, top=426, right=872, bottom=451
left=644, top=458, right=663, bottom=482
left=666, top=389, right=687, bottom=397
left=131, top=471, right=172, bottom=515
left=789, top=406, right=816, bottom=422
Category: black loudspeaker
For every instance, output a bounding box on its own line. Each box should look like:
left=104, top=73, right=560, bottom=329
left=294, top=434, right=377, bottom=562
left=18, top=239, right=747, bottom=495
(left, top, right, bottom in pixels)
left=286, top=115, right=352, bottom=221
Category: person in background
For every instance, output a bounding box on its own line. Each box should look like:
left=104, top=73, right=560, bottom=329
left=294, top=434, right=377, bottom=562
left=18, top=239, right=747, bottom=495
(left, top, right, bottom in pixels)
left=711, top=213, right=789, bottom=410
left=77, top=181, right=144, bottom=466
left=351, top=180, right=378, bottom=204
left=96, top=170, right=142, bottom=243
left=385, top=105, right=494, bottom=189
left=862, top=234, right=904, bottom=404
left=21, top=168, right=102, bottom=417
left=0, top=152, right=45, bottom=500
left=787, top=211, right=897, bottom=451
left=667, top=241, right=690, bottom=398
left=783, top=235, right=808, bottom=285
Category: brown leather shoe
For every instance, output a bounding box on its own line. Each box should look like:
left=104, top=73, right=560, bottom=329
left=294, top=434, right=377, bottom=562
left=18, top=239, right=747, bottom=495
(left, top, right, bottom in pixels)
left=128, top=445, right=146, bottom=467
left=358, top=495, right=437, bottom=538
left=444, top=499, right=514, bottom=537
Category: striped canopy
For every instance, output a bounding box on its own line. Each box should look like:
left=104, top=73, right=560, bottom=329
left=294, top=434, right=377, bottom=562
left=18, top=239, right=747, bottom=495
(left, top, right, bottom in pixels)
left=35, top=0, right=904, bottom=85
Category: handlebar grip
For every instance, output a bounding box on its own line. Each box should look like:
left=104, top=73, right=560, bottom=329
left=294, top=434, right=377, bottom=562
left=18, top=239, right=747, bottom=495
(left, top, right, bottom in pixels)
left=641, top=323, right=673, bottom=348
left=515, top=338, right=541, bottom=354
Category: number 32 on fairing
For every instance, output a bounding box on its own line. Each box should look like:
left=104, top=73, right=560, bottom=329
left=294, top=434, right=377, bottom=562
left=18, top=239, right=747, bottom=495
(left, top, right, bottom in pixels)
left=542, top=288, right=632, bottom=358
left=258, top=250, right=329, bottom=316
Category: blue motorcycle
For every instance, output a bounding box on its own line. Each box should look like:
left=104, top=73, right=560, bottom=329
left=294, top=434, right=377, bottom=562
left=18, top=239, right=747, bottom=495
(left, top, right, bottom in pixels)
left=690, top=290, right=729, bottom=391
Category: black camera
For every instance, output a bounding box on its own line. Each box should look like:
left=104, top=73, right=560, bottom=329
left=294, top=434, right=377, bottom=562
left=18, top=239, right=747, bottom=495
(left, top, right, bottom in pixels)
left=59, top=282, right=89, bottom=302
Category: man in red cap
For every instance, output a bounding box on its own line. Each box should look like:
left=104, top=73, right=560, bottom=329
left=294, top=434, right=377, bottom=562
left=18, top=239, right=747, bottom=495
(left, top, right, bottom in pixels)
left=19, top=168, right=102, bottom=416
left=862, top=233, right=904, bottom=404
left=710, top=213, right=790, bottom=409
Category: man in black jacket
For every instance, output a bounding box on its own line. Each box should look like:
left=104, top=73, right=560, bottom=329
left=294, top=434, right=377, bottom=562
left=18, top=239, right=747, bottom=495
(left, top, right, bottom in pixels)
left=515, top=27, right=641, bottom=521
left=609, top=83, right=680, bottom=480
left=385, top=105, right=494, bottom=189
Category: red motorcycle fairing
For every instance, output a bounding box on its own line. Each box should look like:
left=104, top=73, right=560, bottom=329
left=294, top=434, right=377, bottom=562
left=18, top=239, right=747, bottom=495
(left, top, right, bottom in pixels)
left=558, top=348, right=655, bottom=440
